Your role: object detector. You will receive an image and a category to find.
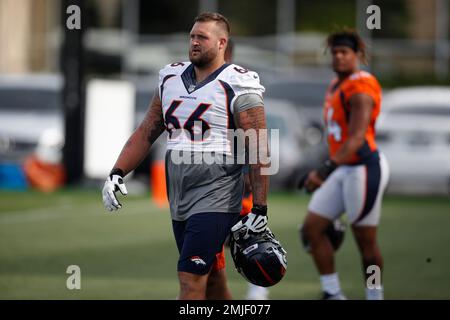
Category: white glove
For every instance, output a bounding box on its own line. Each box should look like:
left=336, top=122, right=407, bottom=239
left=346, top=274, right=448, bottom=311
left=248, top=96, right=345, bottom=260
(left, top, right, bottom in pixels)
left=102, top=173, right=128, bottom=211
left=231, top=212, right=268, bottom=240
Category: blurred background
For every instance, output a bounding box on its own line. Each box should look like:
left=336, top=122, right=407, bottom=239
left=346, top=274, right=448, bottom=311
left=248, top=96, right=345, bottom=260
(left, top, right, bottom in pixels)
left=0, top=0, right=449, bottom=299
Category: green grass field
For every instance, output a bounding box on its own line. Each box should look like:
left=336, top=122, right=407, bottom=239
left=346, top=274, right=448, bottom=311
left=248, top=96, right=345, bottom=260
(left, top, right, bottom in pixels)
left=0, top=189, right=449, bottom=299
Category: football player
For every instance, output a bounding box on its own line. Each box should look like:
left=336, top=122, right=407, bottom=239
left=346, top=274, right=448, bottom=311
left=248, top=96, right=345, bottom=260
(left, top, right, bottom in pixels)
left=102, top=12, right=270, bottom=300
left=300, top=30, right=389, bottom=300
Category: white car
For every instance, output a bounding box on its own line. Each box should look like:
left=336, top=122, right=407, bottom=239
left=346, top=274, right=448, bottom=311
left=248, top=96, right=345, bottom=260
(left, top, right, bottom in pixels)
left=0, top=74, right=63, bottom=162
left=376, top=87, right=450, bottom=195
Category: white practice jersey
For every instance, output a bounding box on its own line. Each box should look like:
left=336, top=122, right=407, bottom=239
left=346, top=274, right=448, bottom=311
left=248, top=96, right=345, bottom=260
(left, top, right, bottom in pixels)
left=158, top=62, right=265, bottom=154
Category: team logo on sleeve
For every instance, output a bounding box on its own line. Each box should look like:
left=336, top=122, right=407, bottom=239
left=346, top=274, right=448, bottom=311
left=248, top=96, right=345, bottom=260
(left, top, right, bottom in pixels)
left=190, top=256, right=206, bottom=266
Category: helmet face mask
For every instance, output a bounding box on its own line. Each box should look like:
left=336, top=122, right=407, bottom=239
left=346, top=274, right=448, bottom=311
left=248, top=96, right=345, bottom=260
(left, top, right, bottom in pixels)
left=230, top=228, right=287, bottom=287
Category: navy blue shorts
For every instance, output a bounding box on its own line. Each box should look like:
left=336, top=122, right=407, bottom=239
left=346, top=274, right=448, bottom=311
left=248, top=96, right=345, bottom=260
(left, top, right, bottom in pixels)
left=172, top=212, right=240, bottom=275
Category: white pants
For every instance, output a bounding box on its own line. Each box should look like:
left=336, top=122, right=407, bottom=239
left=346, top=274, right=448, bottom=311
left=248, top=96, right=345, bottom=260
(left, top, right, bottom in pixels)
left=308, top=153, right=389, bottom=226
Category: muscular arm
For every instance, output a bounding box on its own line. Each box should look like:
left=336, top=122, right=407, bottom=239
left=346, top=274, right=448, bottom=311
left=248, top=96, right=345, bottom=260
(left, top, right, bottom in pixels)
left=236, top=106, right=269, bottom=206
left=331, top=93, right=374, bottom=165
left=112, top=92, right=165, bottom=176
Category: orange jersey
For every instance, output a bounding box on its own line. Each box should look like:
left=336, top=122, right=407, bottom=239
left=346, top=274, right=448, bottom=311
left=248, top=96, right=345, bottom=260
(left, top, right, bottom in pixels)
left=324, top=71, right=382, bottom=164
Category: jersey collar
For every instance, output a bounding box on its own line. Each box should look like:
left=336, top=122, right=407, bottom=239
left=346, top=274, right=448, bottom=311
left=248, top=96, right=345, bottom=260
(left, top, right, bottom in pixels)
left=181, top=63, right=230, bottom=94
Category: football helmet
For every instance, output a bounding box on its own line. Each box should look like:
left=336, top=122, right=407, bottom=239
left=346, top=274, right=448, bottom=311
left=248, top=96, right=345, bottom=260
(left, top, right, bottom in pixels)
left=230, top=228, right=287, bottom=287
left=300, top=219, right=346, bottom=253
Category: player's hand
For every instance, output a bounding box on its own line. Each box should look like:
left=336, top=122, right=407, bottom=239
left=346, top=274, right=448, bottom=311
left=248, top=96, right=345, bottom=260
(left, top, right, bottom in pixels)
left=303, top=170, right=324, bottom=193
left=231, top=205, right=268, bottom=239
left=102, top=172, right=128, bottom=211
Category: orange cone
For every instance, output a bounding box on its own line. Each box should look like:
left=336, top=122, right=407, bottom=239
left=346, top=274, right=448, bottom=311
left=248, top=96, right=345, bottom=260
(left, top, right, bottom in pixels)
left=23, top=155, right=66, bottom=192
left=150, top=160, right=169, bottom=208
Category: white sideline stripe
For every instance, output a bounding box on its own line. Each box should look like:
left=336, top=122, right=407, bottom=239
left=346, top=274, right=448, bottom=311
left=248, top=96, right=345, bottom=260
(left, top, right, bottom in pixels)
left=0, top=201, right=152, bottom=225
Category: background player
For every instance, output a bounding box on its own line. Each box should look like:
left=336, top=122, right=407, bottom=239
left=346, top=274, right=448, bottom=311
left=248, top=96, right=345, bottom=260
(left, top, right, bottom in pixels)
left=300, top=30, right=389, bottom=300
left=102, top=12, right=270, bottom=300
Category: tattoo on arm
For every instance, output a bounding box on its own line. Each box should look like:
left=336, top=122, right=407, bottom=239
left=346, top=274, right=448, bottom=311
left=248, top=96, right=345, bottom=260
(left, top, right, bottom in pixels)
left=237, top=106, right=269, bottom=206
left=141, top=93, right=166, bottom=145
left=237, top=106, right=266, bottom=132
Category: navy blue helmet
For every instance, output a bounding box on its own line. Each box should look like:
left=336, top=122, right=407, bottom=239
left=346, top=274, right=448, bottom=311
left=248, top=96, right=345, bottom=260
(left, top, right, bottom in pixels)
left=230, top=228, right=287, bottom=287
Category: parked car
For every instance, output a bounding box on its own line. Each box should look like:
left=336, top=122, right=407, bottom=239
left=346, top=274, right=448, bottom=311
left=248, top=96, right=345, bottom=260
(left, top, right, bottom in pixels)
left=0, top=74, right=63, bottom=163
left=264, top=98, right=317, bottom=189
left=376, top=86, right=450, bottom=196
left=264, top=77, right=330, bottom=131
left=263, top=77, right=331, bottom=177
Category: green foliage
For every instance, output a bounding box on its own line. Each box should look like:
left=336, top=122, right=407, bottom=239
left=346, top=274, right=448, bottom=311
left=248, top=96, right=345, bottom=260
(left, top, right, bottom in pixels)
left=372, top=0, right=410, bottom=38
left=220, top=0, right=277, bottom=35
left=379, top=72, right=450, bottom=89
left=296, top=0, right=356, bottom=32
